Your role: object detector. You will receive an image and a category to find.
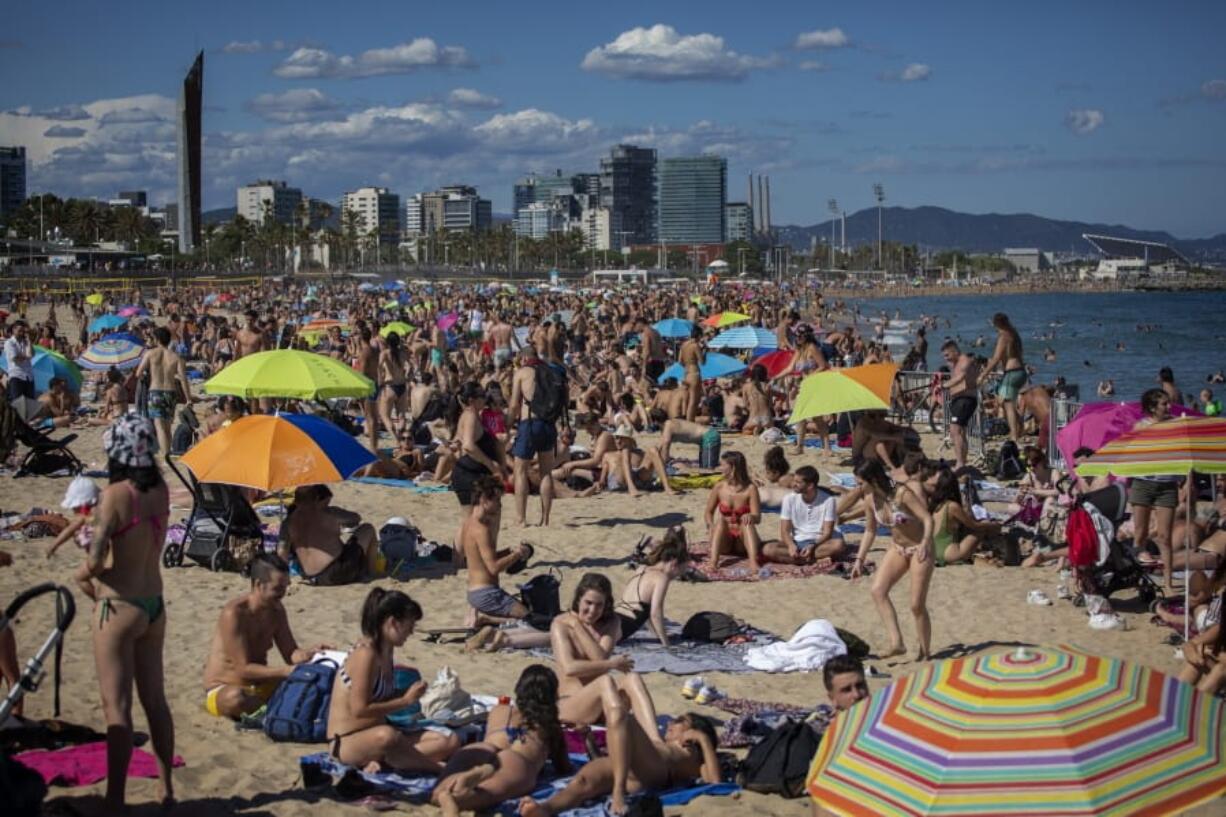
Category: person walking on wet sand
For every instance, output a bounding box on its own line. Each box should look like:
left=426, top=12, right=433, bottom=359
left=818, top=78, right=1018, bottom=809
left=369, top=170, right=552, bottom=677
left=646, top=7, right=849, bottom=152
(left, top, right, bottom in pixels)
left=983, top=312, right=1026, bottom=442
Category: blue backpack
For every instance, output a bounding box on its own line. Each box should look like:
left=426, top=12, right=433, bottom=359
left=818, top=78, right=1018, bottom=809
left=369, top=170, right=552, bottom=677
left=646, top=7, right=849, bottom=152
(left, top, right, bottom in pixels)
left=263, top=659, right=338, bottom=743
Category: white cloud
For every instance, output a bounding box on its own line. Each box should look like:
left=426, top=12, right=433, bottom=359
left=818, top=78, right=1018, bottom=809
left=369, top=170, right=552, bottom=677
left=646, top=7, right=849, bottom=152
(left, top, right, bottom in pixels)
left=222, top=40, right=263, bottom=54
left=473, top=109, right=598, bottom=152
left=900, top=63, right=931, bottom=82
left=1203, top=79, right=1226, bottom=100
left=448, top=88, right=502, bottom=109
left=581, top=24, right=767, bottom=82
left=1065, top=108, right=1104, bottom=134
left=5, top=104, right=91, bottom=121
left=794, top=28, right=848, bottom=50
left=244, top=88, right=345, bottom=123
left=798, top=61, right=827, bottom=72
left=274, top=38, right=474, bottom=79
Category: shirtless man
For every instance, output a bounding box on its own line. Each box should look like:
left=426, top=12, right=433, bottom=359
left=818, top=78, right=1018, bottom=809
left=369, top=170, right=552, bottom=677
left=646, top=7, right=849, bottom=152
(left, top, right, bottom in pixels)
left=201, top=554, right=329, bottom=719
left=279, top=484, right=379, bottom=586
left=651, top=378, right=687, bottom=420
left=741, top=367, right=773, bottom=432
left=462, top=475, right=531, bottom=626
left=635, top=317, right=666, bottom=383
left=37, top=376, right=80, bottom=428
left=134, top=326, right=190, bottom=457
left=509, top=349, right=561, bottom=526
left=983, top=312, right=1026, bottom=441
left=487, top=313, right=517, bottom=369
left=941, top=340, right=979, bottom=470
left=851, top=410, right=907, bottom=469
left=656, top=417, right=715, bottom=464
left=354, top=326, right=380, bottom=451
left=235, top=310, right=266, bottom=361
left=678, top=329, right=705, bottom=423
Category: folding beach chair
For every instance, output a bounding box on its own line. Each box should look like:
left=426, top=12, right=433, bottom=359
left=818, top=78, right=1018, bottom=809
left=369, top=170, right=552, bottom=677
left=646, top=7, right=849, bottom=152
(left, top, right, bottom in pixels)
left=163, top=459, right=264, bottom=572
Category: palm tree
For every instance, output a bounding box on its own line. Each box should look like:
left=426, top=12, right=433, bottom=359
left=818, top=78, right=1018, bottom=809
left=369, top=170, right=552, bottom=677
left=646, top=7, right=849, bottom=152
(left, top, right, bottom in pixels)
left=113, top=206, right=148, bottom=246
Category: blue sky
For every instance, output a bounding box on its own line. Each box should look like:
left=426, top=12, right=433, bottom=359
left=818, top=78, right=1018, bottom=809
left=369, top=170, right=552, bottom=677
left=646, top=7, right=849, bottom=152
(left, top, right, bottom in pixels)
left=1, top=0, right=1224, bottom=236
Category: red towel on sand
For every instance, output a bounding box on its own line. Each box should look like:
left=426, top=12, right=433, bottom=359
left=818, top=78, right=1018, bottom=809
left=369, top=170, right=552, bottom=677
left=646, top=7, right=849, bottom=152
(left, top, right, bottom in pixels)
left=13, top=742, right=185, bottom=787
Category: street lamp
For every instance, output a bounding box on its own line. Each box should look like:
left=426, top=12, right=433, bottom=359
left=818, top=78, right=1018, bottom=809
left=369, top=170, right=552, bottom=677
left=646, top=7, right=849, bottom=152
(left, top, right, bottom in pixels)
left=827, top=199, right=838, bottom=270
left=873, top=183, right=885, bottom=270
left=737, top=247, right=748, bottom=275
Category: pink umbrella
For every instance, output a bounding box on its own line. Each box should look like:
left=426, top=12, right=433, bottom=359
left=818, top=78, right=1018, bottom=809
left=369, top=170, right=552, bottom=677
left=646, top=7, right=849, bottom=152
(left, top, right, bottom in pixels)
left=1057, top=401, right=1202, bottom=472
left=436, top=312, right=460, bottom=332
left=118, top=305, right=149, bottom=318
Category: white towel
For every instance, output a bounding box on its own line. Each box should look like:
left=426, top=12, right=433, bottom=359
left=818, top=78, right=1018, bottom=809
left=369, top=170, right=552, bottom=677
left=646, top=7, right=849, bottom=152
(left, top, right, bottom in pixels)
left=744, top=619, right=847, bottom=673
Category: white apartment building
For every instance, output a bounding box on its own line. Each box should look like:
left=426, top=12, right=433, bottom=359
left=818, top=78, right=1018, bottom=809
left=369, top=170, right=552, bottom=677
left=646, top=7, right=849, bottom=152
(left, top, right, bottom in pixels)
left=580, top=206, right=612, bottom=250
left=237, top=180, right=302, bottom=226
left=341, top=186, right=401, bottom=245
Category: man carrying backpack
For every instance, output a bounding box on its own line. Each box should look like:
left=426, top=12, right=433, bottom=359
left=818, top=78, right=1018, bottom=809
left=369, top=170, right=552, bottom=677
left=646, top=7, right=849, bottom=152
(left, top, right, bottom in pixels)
left=509, top=347, right=567, bottom=526
left=202, top=553, right=332, bottom=719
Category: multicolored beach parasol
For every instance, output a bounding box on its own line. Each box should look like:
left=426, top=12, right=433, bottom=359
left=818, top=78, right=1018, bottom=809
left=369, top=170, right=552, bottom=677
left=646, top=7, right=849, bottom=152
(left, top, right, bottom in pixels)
left=788, top=363, right=897, bottom=423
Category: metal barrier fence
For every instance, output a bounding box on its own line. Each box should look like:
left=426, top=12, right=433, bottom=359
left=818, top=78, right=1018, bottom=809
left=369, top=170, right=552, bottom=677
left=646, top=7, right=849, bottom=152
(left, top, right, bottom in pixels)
left=1048, top=398, right=1084, bottom=471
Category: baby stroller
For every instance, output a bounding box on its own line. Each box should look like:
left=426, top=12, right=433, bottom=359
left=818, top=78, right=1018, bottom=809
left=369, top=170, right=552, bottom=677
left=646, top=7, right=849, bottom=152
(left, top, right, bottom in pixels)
left=1070, top=483, right=1162, bottom=606
left=164, top=459, right=263, bottom=572
left=1, top=584, right=76, bottom=817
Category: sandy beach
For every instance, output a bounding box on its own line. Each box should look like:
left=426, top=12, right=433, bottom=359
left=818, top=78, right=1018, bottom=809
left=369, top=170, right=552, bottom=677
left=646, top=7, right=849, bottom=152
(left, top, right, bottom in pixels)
left=1, top=304, right=1219, bottom=817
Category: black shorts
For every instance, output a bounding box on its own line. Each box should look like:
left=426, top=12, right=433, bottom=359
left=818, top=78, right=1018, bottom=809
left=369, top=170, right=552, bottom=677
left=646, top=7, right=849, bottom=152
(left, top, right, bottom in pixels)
left=309, top=539, right=367, bottom=586
left=948, top=395, right=978, bottom=427
left=452, top=461, right=493, bottom=506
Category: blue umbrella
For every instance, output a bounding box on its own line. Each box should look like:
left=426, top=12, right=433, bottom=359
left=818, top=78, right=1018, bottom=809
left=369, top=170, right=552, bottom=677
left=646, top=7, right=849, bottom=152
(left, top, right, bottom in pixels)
left=660, top=352, right=747, bottom=383
left=382, top=280, right=405, bottom=292
left=709, top=325, right=778, bottom=350
left=88, top=314, right=129, bottom=334
left=77, top=336, right=145, bottom=371
left=654, top=318, right=694, bottom=339
left=1, top=345, right=83, bottom=394
left=102, top=332, right=144, bottom=345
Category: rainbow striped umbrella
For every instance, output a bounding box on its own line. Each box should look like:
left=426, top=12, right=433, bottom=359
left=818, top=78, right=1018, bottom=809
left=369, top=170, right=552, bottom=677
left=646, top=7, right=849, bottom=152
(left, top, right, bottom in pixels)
left=1074, top=416, right=1226, bottom=478
left=77, top=336, right=145, bottom=371
left=808, top=645, right=1226, bottom=816
left=180, top=413, right=375, bottom=491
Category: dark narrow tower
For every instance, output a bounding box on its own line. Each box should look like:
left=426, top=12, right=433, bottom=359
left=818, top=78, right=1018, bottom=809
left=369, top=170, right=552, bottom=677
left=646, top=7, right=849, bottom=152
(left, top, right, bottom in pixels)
left=177, top=51, right=203, bottom=253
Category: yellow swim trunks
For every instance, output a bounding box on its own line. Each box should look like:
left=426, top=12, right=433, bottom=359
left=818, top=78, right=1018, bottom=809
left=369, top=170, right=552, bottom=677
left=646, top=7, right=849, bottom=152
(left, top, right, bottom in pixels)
left=204, top=681, right=279, bottom=718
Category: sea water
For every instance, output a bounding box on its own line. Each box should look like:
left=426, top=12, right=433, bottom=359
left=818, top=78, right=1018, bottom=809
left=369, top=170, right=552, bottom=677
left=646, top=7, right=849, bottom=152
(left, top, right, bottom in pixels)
left=847, top=290, right=1226, bottom=403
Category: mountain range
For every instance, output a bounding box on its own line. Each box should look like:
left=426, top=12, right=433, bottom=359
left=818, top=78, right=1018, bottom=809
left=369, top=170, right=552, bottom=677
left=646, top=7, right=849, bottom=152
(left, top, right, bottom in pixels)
left=776, top=206, right=1226, bottom=262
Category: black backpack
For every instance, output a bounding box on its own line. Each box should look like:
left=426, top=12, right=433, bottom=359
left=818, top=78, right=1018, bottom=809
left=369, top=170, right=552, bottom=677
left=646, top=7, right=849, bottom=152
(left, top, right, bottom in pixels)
left=736, top=719, right=821, bottom=798
left=528, top=362, right=568, bottom=424
left=681, top=611, right=743, bottom=644
left=519, top=570, right=561, bottom=630
left=997, top=440, right=1026, bottom=480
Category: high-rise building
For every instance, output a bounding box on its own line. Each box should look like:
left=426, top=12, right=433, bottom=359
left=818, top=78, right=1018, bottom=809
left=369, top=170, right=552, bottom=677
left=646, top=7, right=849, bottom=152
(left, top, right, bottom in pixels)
left=237, top=180, right=303, bottom=226
left=405, top=194, right=424, bottom=236
left=599, top=144, right=657, bottom=249
left=341, top=187, right=401, bottom=245
left=117, top=190, right=147, bottom=208
left=514, top=203, right=566, bottom=240
left=724, top=202, right=753, bottom=243
left=412, top=185, right=491, bottom=233
left=0, top=146, right=27, bottom=224
left=657, top=156, right=726, bottom=245
left=580, top=206, right=612, bottom=251
left=176, top=51, right=203, bottom=253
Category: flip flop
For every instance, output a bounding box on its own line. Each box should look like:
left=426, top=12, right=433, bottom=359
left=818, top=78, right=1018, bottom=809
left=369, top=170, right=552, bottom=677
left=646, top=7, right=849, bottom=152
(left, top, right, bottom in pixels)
left=506, top=542, right=535, bottom=575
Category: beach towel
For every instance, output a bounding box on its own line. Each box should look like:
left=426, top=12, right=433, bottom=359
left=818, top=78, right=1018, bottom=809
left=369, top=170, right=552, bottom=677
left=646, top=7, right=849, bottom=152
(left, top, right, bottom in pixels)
left=744, top=619, right=847, bottom=673
left=518, top=621, right=773, bottom=675
left=708, top=697, right=815, bottom=748
left=13, top=742, right=185, bottom=787
left=350, top=476, right=451, bottom=494
left=299, top=752, right=738, bottom=816
left=667, top=472, right=723, bottom=490
left=689, top=541, right=862, bottom=582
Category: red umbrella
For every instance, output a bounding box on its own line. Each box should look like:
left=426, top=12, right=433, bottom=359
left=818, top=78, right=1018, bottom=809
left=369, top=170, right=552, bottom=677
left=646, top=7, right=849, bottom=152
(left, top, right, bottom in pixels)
left=750, top=349, right=796, bottom=378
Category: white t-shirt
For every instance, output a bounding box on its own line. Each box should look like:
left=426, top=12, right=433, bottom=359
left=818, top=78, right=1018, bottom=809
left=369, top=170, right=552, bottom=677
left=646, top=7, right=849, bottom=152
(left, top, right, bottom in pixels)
left=781, top=489, right=837, bottom=540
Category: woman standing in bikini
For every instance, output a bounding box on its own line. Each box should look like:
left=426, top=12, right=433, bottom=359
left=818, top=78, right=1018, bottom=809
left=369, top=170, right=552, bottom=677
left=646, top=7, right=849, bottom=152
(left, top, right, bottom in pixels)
left=704, top=451, right=764, bottom=571
left=377, top=331, right=410, bottom=441
left=847, top=459, right=936, bottom=660
left=679, top=327, right=705, bottom=422
left=73, top=415, right=176, bottom=811
left=431, top=665, right=570, bottom=817
left=326, top=588, right=459, bottom=774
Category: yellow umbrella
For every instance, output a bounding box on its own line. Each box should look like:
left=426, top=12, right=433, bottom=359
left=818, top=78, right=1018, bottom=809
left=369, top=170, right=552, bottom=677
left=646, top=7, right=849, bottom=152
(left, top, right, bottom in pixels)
left=204, top=349, right=374, bottom=400
left=85, top=293, right=104, bottom=306
left=788, top=363, right=898, bottom=424
left=702, top=311, right=750, bottom=328
left=380, top=321, right=414, bottom=338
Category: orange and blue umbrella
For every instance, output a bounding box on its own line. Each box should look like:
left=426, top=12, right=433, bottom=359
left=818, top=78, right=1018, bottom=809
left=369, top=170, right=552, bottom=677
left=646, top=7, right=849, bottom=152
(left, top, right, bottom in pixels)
left=808, top=645, right=1226, bottom=816
left=180, top=413, right=376, bottom=492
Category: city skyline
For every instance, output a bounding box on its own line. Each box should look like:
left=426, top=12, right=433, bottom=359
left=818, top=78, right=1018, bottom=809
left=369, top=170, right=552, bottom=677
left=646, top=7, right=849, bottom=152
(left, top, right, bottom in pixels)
left=1, top=1, right=1224, bottom=236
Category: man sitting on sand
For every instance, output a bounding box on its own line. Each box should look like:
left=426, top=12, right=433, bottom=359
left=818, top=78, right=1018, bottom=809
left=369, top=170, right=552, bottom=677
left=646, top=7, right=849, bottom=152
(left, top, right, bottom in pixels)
left=762, top=466, right=846, bottom=565
left=463, top=475, right=532, bottom=627
left=202, top=553, right=330, bottom=718
left=279, top=484, right=379, bottom=586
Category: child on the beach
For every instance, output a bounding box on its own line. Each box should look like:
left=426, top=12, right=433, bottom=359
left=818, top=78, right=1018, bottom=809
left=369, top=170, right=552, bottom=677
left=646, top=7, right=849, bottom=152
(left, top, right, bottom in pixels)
left=44, top=476, right=101, bottom=559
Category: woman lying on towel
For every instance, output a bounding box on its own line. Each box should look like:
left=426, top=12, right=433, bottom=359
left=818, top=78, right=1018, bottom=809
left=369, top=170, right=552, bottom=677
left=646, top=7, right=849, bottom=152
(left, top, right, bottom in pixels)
left=326, top=588, right=460, bottom=774
left=431, top=665, right=570, bottom=817
left=518, top=712, right=721, bottom=817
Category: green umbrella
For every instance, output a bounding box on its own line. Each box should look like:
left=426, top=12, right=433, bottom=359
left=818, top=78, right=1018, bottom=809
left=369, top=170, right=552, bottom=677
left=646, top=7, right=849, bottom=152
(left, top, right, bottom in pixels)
left=204, top=349, right=375, bottom=400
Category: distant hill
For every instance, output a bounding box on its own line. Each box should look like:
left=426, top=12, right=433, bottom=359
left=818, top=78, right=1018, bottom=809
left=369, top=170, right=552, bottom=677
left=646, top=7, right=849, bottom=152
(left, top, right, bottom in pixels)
left=203, top=207, right=236, bottom=226
left=776, top=206, right=1226, bottom=263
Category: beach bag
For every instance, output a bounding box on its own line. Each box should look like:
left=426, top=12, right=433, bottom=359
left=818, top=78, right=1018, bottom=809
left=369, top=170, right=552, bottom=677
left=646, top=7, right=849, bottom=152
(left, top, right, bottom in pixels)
left=681, top=611, right=742, bottom=644
left=519, top=570, right=562, bottom=630
left=996, top=440, right=1025, bottom=480
left=736, top=718, right=820, bottom=798
left=379, top=520, right=420, bottom=566
left=1066, top=507, right=1099, bottom=568
left=0, top=754, right=46, bottom=817
left=1038, top=502, right=1071, bottom=545
left=420, top=666, right=472, bottom=719
left=528, top=362, right=568, bottom=423
left=263, top=658, right=338, bottom=743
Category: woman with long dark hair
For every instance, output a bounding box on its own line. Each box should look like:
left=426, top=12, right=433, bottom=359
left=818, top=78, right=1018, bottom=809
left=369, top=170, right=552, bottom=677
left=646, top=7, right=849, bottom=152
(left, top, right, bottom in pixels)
left=432, top=665, right=570, bottom=815
left=704, top=450, right=764, bottom=571
left=1130, top=388, right=1180, bottom=593
left=377, top=330, right=410, bottom=440
left=326, top=588, right=459, bottom=773
left=72, top=415, right=176, bottom=810
left=846, top=459, right=936, bottom=659
left=451, top=381, right=508, bottom=560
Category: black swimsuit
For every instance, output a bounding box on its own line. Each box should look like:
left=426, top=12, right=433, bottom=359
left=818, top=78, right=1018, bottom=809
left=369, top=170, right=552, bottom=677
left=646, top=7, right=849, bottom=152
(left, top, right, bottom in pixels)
left=615, top=573, right=651, bottom=643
